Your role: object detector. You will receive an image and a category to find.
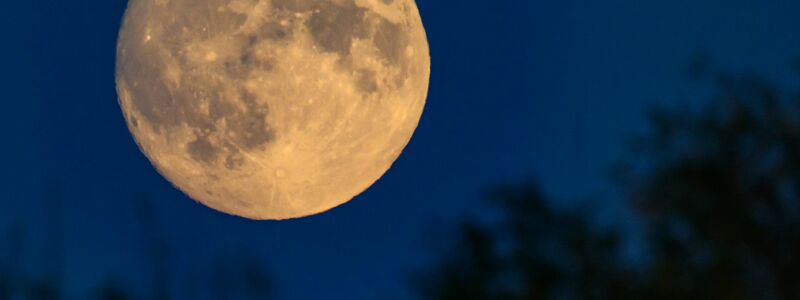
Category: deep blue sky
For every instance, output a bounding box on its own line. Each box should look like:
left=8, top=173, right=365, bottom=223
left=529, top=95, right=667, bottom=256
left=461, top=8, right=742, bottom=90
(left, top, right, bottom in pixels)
left=3, top=0, right=800, bottom=299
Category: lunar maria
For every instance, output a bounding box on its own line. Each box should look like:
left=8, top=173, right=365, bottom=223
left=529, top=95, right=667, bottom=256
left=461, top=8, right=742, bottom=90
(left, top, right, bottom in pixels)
left=116, top=0, right=430, bottom=219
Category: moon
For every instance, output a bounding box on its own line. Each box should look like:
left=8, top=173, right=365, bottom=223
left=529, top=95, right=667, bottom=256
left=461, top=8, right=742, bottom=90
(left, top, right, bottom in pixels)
left=115, top=0, right=430, bottom=220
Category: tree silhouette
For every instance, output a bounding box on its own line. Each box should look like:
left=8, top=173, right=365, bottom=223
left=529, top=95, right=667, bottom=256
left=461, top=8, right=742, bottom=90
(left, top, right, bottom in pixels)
left=418, top=185, right=635, bottom=300
left=93, top=284, right=134, bottom=300
left=0, top=190, right=273, bottom=300
left=623, top=68, right=800, bottom=300
left=419, top=63, right=800, bottom=299
left=0, top=185, right=63, bottom=300
left=208, top=255, right=272, bottom=300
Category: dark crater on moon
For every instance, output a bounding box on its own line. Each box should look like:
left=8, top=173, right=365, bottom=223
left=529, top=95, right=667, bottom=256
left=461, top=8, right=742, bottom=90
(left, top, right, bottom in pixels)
left=372, top=18, right=407, bottom=65
left=273, top=0, right=409, bottom=69
left=306, top=1, right=370, bottom=58
left=122, top=60, right=275, bottom=169
left=355, top=69, right=379, bottom=94
left=182, top=87, right=275, bottom=168
left=186, top=137, right=217, bottom=163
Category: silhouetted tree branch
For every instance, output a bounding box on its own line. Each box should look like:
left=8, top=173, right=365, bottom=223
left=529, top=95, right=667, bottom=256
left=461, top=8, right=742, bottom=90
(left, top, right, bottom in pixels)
left=0, top=189, right=273, bottom=300
left=133, top=192, right=171, bottom=300
left=419, top=61, right=800, bottom=300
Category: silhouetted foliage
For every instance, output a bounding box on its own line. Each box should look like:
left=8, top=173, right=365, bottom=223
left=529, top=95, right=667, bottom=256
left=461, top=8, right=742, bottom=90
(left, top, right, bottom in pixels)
left=93, top=284, right=134, bottom=300
left=0, top=186, right=63, bottom=300
left=420, top=63, right=800, bottom=299
left=209, top=256, right=272, bottom=300
left=133, top=192, right=170, bottom=300
left=625, top=68, right=800, bottom=300
left=418, top=185, right=636, bottom=300
left=0, top=190, right=273, bottom=300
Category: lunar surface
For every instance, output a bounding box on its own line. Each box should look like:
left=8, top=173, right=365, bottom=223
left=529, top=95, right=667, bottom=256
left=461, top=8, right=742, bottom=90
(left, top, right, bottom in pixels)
left=116, top=0, right=430, bottom=219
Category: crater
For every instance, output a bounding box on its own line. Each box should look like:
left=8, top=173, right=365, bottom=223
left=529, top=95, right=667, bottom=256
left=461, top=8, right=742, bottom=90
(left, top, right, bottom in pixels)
left=227, top=93, right=274, bottom=149
left=224, top=150, right=246, bottom=170
left=259, top=21, right=292, bottom=41
left=129, top=115, right=139, bottom=128
left=355, top=69, right=379, bottom=94
left=209, top=96, right=237, bottom=120
left=186, top=97, right=274, bottom=166
left=306, top=1, right=370, bottom=58
left=170, top=87, right=217, bottom=134
left=224, top=45, right=273, bottom=79
left=127, top=61, right=274, bottom=166
left=187, top=137, right=217, bottom=163
left=119, top=54, right=183, bottom=131
left=372, top=17, right=407, bottom=65
left=270, top=0, right=316, bottom=13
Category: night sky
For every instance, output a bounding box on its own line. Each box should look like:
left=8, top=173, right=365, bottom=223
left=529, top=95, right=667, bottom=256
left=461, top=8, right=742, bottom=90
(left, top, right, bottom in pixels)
left=3, top=0, right=800, bottom=299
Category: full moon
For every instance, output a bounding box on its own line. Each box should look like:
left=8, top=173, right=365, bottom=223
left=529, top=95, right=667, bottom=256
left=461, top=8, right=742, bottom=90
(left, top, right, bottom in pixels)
left=115, top=0, right=430, bottom=219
